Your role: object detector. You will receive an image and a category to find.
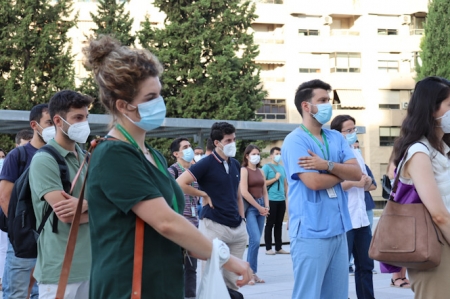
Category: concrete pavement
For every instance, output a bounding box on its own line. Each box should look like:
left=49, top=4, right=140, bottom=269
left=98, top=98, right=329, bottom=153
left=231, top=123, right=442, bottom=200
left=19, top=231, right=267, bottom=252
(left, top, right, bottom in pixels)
left=238, top=245, right=414, bottom=299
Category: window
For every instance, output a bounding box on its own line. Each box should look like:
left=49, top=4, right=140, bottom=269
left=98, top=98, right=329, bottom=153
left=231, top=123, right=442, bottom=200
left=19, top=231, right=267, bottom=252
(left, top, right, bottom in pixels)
left=378, top=29, right=398, bottom=35
left=299, top=68, right=321, bottom=73
left=378, top=60, right=399, bottom=72
left=256, top=99, right=286, bottom=120
left=410, top=51, right=420, bottom=72
left=330, top=52, right=361, bottom=73
left=298, top=29, right=319, bottom=36
left=379, top=127, right=401, bottom=146
left=410, top=16, right=425, bottom=35
left=379, top=104, right=400, bottom=109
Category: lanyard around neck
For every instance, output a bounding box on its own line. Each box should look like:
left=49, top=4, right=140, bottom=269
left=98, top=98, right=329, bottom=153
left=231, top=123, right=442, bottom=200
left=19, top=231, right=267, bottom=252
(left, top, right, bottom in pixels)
left=300, top=124, right=330, bottom=160
left=116, top=124, right=179, bottom=213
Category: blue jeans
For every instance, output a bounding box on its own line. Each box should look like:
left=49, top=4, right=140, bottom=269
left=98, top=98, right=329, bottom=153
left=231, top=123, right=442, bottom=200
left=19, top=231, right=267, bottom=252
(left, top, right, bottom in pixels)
left=3, top=240, right=38, bottom=299
left=291, top=233, right=348, bottom=299
left=366, top=209, right=374, bottom=230
left=347, top=226, right=375, bottom=299
left=245, top=197, right=265, bottom=273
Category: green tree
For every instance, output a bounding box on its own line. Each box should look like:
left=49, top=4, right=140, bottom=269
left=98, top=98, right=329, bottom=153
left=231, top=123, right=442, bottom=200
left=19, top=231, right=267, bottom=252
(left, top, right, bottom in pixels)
left=0, top=0, right=76, bottom=110
left=78, top=0, right=135, bottom=113
left=137, top=0, right=266, bottom=121
left=416, top=0, right=450, bottom=80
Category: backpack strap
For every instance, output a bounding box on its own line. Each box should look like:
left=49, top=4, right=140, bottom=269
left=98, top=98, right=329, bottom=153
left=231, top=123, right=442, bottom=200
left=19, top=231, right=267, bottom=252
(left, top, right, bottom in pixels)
left=170, top=166, right=179, bottom=179
left=17, top=146, right=28, bottom=175
left=266, top=164, right=280, bottom=191
left=38, top=145, right=71, bottom=234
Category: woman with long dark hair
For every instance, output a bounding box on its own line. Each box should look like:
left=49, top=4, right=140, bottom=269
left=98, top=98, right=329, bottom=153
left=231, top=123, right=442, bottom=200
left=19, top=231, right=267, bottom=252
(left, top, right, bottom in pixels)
left=240, top=144, right=269, bottom=285
left=392, top=76, right=450, bottom=298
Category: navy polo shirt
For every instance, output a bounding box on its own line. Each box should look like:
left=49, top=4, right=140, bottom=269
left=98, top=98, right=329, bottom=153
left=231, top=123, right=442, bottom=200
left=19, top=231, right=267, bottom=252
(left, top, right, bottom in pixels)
left=188, top=150, right=242, bottom=228
left=364, top=164, right=376, bottom=211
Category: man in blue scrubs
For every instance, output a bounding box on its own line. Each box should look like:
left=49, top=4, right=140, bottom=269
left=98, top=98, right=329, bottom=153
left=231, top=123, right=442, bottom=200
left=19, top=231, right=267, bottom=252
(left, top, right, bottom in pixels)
left=282, top=79, right=362, bottom=299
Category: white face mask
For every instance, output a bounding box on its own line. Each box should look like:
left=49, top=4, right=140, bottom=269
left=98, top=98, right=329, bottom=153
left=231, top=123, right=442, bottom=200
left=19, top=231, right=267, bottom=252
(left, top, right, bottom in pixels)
left=437, top=110, right=450, bottom=133
left=193, top=155, right=203, bottom=162
left=249, top=154, right=260, bottom=165
left=60, top=117, right=91, bottom=143
left=220, top=142, right=236, bottom=157
left=36, top=123, right=56, bottom=143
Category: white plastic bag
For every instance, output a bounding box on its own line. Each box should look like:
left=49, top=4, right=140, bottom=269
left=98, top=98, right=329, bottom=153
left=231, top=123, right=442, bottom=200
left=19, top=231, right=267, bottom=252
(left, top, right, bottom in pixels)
left=197, top=238, right=231, bottom=299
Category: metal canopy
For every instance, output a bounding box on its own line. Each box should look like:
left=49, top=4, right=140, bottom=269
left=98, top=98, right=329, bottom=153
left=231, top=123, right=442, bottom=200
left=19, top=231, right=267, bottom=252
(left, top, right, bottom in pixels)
left=0, top=110, right=366, bottom=142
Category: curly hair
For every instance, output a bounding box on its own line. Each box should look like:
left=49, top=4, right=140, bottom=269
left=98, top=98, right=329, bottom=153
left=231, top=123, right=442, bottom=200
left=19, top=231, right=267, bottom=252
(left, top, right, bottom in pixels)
left=82, top=35, right=163, bottom=120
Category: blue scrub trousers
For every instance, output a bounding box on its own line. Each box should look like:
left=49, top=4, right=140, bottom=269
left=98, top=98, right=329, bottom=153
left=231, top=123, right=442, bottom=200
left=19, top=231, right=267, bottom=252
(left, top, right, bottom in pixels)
left=291, top=233, right=349, bottom=299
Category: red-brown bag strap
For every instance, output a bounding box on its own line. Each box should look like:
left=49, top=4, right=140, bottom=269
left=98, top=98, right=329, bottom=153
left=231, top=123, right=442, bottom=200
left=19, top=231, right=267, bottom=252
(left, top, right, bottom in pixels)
left=55, top=137, right=116, bottom=299
left=131, top=217, right=145, bottom=299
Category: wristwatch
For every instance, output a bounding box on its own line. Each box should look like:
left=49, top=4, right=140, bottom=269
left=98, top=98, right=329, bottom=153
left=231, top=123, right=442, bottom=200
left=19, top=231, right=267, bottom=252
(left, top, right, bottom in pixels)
left=327, top=161, right=334, bottom=172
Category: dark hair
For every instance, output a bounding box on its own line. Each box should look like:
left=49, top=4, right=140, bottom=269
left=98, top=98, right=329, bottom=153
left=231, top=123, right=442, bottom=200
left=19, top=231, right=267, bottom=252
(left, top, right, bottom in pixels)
left=270, top=146, right=281, bottom=155
left=0, top=148, right=6, bottom=156
left=393, top=76, right=450, bottom=166
left=15, top=129, right=33, bottom=144
left=295, top=79, right=332, bottom=116
left=206, top=137, right=214, bottom=151
left=170, top=138, right=189, bottom=157
left=83, top=35, right=163, bottom=119
left=194, top=146, right=203, bottom=151
left=330, top=115, right=356, bottom=132
left=210, top=122, right=236, bottom=147
left=29, top=104, right=49, bottom=123
left=242, top=144, right=260, bottom=168
left=49, top=90, right=93, bottom=120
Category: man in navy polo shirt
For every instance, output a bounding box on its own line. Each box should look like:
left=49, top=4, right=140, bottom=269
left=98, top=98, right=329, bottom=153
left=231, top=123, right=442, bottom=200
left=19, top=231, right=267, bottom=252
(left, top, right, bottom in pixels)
left=178, top=122, right=247, bottom=291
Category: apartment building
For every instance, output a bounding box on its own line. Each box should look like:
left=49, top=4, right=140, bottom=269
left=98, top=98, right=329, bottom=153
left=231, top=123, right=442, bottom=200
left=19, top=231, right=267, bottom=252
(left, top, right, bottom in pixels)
left=69, top=0, right=428, bottom=204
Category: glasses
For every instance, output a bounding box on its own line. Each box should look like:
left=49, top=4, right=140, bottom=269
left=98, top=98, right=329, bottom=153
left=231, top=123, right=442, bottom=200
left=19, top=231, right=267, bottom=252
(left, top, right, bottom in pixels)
left=341, top=127, right=358, bottom=134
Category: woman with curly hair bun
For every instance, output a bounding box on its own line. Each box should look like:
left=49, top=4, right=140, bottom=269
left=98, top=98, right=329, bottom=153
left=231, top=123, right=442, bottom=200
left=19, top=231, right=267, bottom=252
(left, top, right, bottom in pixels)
left=83, top=36, right=251, bottom=299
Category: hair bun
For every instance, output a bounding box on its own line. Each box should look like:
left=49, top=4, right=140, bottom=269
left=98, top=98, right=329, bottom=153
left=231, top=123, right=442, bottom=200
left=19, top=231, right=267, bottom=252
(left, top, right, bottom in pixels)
left=83, top=35, right=121, bottom=71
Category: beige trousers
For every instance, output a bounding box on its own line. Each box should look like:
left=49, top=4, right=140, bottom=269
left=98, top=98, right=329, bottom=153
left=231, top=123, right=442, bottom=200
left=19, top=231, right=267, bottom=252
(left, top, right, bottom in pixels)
left=199, top=218, right=248, bottom=291
left=408, top=239, right=450, bottom=299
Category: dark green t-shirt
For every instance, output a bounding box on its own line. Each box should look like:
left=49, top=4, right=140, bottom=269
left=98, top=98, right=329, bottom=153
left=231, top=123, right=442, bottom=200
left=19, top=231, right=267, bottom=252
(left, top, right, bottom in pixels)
left=86, top=140, right=185, bottom=299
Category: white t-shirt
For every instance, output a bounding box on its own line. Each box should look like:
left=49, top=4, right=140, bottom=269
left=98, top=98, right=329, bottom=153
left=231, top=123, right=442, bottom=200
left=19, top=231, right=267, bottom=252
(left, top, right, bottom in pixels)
left=399, top=138, right=450, bottom=211
left=346, top=148, right=370, bottom=229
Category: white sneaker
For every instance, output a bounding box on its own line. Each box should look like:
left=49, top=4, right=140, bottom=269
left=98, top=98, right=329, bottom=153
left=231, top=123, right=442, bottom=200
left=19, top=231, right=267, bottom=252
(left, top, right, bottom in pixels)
left=276, top=249, right=290, bottom=254
left=266, top=249, right=276, bottom=255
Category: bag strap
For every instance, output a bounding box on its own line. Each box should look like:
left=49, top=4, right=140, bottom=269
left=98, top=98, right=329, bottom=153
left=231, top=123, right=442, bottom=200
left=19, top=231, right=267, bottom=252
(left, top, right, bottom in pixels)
left=17, top=146, right=27, bottom=175
left=170, top=166, right=179, bottom=179
left=131, top=217, right=145, bottom=299
left=55, top=137, right=116, bottom=299
left=266, top=164, right=280, bottom=191
left=390, top=141, right=429, bottom=201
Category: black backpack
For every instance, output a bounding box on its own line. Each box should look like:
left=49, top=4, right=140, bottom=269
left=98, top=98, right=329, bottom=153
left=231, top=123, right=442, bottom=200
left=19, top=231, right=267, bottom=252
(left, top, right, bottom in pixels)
left=8, top=145, right=71, bottom=258
left=0, top=146, right=29, bottom=232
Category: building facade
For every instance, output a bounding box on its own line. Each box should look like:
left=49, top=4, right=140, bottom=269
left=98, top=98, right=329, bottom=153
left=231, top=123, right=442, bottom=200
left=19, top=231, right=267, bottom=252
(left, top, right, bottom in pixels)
left=69, top=0, right=429, bottom=204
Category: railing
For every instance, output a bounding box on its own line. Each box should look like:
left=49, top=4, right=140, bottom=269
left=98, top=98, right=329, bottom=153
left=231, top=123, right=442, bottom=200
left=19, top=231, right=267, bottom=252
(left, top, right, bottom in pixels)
left=260, top=76, right=285, bottom=82
left=330, top=29, right=360, bottom=36
left=254, top=37, right=284, bottom=44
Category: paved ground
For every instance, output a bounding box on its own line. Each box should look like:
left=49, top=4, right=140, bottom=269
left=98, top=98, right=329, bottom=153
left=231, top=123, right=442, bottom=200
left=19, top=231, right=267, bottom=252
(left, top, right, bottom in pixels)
left=237, top=245, right=414, bottom=299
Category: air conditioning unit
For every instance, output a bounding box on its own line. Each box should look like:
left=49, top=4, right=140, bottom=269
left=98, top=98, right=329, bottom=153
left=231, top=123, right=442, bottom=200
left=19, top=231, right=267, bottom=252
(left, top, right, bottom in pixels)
left=322, top=15, right=333, bottom=26
left=402, top=102, right=409, bottom=109
left=401, top=15, right=411, bottom=25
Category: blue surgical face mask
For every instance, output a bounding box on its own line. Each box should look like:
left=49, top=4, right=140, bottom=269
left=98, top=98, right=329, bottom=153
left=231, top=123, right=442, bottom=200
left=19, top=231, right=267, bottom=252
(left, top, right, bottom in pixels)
left=309, top=103, right=332, bottom=124
left=0, top=159, right=4, bottom=171
left=346, top=132, right=358, bottom=146
left=274, top=154, right=281, bottom=163
left=181, top=147, right=194, bottom=163
left=124, top=96, right=166, bottom=131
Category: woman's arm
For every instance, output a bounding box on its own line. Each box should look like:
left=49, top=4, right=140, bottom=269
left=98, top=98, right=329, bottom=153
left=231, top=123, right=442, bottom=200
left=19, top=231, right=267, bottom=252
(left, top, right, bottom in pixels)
left=132, top=198, right=252, bottom=285
left=406, top=152, right=450, bottom=243
left=260, top=169, right=270, bottom=216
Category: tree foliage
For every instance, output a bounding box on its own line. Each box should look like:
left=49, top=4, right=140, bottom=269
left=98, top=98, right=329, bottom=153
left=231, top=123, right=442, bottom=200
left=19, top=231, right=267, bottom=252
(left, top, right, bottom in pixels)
left=137, top=0, right=266, bottom=121
left=78, top=0, right=135, bottom=113
left=416, top=0, right=450, bottom=80
left=0, top=0, right=76, bottom=110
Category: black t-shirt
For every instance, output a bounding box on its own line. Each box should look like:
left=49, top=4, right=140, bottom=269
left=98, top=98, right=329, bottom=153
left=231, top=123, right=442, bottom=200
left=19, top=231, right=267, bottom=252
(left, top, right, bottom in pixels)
left=188, top=150, right=242, bottom=227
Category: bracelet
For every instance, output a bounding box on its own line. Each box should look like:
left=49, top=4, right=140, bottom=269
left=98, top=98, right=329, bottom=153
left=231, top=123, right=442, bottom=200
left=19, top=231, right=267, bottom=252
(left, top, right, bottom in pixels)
left=242, top=217, right=246, bottom=223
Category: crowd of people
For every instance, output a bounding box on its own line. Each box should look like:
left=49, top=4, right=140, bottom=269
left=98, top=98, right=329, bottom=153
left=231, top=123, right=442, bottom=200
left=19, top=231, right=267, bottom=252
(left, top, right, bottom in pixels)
left=0, top=34, right=447, bottom=299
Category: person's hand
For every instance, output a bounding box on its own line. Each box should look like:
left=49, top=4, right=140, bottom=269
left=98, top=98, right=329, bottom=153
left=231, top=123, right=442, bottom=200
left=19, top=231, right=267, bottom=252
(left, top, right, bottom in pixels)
left=258, top=206, right=269, bottom=217
left=298, top=150, right=328, bottom=171
left=223, top=256, right=253, bottom=287
left=356, top=175, right=367, bottom=188
left=53, top=191, right=79, bottom=218
left=202, top=194, right=214, bottom=209
left=275, top=172, right=281, bottom=180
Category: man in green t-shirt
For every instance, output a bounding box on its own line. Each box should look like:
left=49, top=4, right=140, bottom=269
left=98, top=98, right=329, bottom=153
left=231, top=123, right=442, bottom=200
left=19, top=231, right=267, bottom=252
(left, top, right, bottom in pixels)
left=29, top=90, right=92, bottom=299
left=262, top=146, right=289, bottom=255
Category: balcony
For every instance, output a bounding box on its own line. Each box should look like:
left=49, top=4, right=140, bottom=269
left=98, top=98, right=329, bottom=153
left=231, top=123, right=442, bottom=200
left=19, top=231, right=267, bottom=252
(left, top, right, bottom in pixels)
left=260, top=80, right=287, bottom=98
left=330, top=29, right=360, bottom=36
left=287, top=0, right=362, bottom=16
left=255, top=43, right=286, bottom=63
